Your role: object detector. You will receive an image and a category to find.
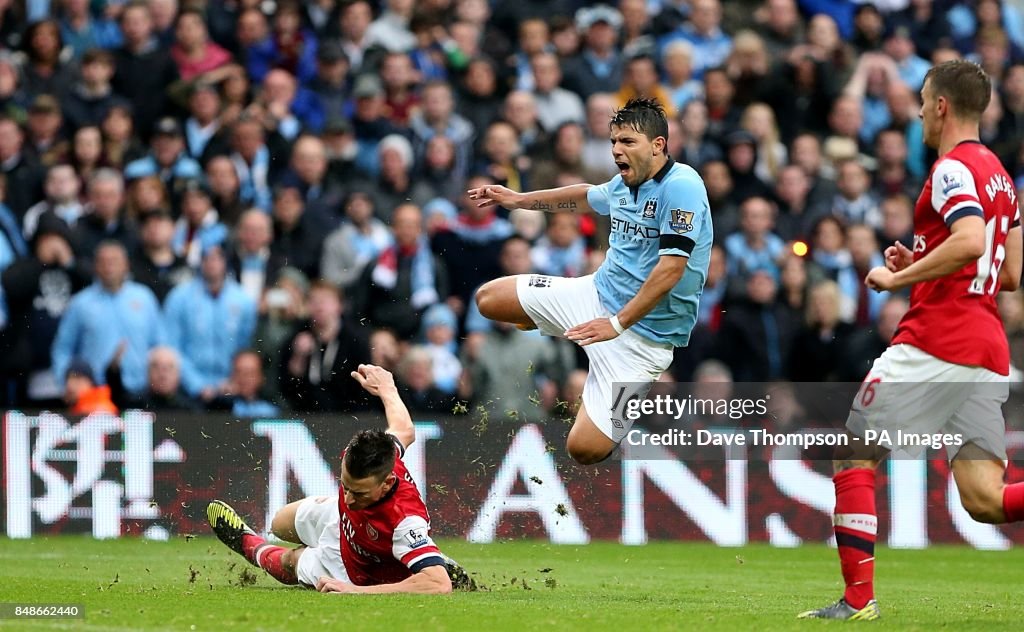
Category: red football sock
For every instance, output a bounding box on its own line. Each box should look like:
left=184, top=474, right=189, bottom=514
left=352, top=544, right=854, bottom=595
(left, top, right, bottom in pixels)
left=241, top=533, right=264, bottom=564
left=1002, top=482, right=1024, bottom=523
left=255, top=545, right=298, bottom=585
left=832, top=468, right=877, bottom=610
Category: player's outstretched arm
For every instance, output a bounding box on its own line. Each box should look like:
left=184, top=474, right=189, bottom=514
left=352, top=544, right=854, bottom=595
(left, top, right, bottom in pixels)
left=316, top=565, right=453, bottom=595
left=350, top=364, right=415, bottom=449
left=867, top=215, right=987, bottom=291
left=466, top=182, right=593, bottom=213
left=999, top=225, right=1022, bottom=291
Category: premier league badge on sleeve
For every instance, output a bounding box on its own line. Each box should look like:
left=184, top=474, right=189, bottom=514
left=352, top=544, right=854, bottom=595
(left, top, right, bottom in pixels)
left=670, top=209, right=694, bottom=234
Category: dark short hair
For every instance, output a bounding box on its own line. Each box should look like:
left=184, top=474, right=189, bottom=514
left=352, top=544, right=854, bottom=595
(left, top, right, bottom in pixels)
left=610, top=97, right=669, bottom=149
left=925, top=60, right=991, bottom=120
left=343, top=430, right=396, bottom=482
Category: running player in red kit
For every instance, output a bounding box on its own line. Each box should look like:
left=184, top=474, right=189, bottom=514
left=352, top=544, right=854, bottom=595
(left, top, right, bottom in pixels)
left=207, top=364, right=470, bottom=594
left=800, top=60, right=1024, bottom=620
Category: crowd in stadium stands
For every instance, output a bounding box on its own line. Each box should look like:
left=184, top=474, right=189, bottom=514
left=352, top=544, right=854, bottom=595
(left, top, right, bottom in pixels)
left=1, top=0, right=1024, bottom=422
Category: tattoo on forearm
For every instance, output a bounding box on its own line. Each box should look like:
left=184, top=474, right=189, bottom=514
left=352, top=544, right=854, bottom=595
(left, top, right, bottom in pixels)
left=556, top=200, right=578, bottom=211
left=530, top=200, right=552, bottom=211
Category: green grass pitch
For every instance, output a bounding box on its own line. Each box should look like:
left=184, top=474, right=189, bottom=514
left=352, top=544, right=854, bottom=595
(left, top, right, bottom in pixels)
left=1, top=537, right=1021, bottom=630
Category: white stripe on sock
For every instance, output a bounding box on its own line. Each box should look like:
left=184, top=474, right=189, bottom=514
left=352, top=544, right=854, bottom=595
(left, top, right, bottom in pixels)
left=833, top=513, right=878, bottom=535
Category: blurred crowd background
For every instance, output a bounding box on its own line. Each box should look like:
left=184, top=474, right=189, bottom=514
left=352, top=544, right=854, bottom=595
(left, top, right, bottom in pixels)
left=1, top=0, right=1024, bottom=424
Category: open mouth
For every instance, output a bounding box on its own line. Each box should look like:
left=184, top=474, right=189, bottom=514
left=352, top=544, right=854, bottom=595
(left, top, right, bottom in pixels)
left=616, top=161, right=630, bottom=176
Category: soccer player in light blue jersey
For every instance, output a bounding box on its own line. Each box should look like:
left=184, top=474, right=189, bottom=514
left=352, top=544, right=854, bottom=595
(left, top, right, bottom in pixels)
left=469, top=97, right=713, bottom=464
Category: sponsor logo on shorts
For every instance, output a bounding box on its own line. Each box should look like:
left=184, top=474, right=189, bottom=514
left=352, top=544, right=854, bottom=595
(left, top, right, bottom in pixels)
left=669, top=209, right=695, bottom=234
left=528, top=275, right=552, bottom=288
left=642, top=198, right=657, bottom=219
left=404, top=528, right=429, bottom=549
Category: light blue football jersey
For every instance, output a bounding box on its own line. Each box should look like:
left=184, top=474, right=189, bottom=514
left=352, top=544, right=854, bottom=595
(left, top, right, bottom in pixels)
left=586, top=160, right=712, bottom=347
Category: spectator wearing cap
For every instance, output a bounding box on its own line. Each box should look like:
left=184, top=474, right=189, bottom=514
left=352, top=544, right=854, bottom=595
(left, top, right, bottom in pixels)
left=409, top=81, right=475, bottom=185
left=0, top=213, right=90, bottom=406
left=184, top=82, right=230, bottom=161
left=170, top=8, right=233, bottom=82
left=563, top=6, right=625, bottom=100
left=228, top=209, right=283, bottom=304
left=163, top=243, right=257, bottom=399
left=106, top=345, right=200, bottom=411
left=279, top=280, right=373, bottom=412
left=72, top=169, right=139, bottom=261
left=351, top=203, right=448, bottom=340
left=58, top=0, right=123, bottom=59
left=51, top=240, right=164, bottom=394
left=25, top=95, right=68, bottom=167
left=22, top=164, right=85, bottom=240
left=350, top=74, right=402, bottom=167
left=320, top=191, right=393, bottom=291
left=207, top=349, right=280, bottom=417
left=269, top=182, right=332, bottom=279
left=322, top=117, right=361, bottom=187
left=531, top=51, right=586, bottom=133
left=172, top=179, right=229, bottom=269
left=62, top=49, right=119, bottom=132
left=0, top=117, right=46, bottom=220
left=112, top=2, right=180, bottom=138
left=659, top=0, right=732, bottom=81
left=131, top=207, right=192, bottom=303
left=123, top=117, right=204, bottom=192
left=306, top=40, right=350, bottom=124
left=64, top=357, right=118, bottom=415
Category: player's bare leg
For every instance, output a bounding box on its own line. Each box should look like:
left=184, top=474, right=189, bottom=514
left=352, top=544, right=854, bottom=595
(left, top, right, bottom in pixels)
left=475, top=276, right=537, bottom=330
left=271, top=498, right=320, bottom=544
left=799, top=441, right=885, bottom=621
left=952, top=443, right=1024, bottom=524
left=565, top=402, right=617, bottom=465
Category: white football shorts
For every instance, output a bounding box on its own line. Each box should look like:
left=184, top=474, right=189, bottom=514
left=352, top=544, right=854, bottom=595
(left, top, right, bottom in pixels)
left=516, top=273, right=674, bottom=443
left=846, top=344, right=1009, bottom=460
left=293, top=495, right=351, bottom=587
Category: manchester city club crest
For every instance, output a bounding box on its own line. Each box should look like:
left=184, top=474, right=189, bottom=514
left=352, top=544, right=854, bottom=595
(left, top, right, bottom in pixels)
left=670, top=209, right=695, bottom=234
left=642, top=198, right=657, bottom=219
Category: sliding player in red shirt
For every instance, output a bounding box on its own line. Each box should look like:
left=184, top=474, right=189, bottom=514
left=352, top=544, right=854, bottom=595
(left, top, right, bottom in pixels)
left=208, top=364, right=470, bottom=594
